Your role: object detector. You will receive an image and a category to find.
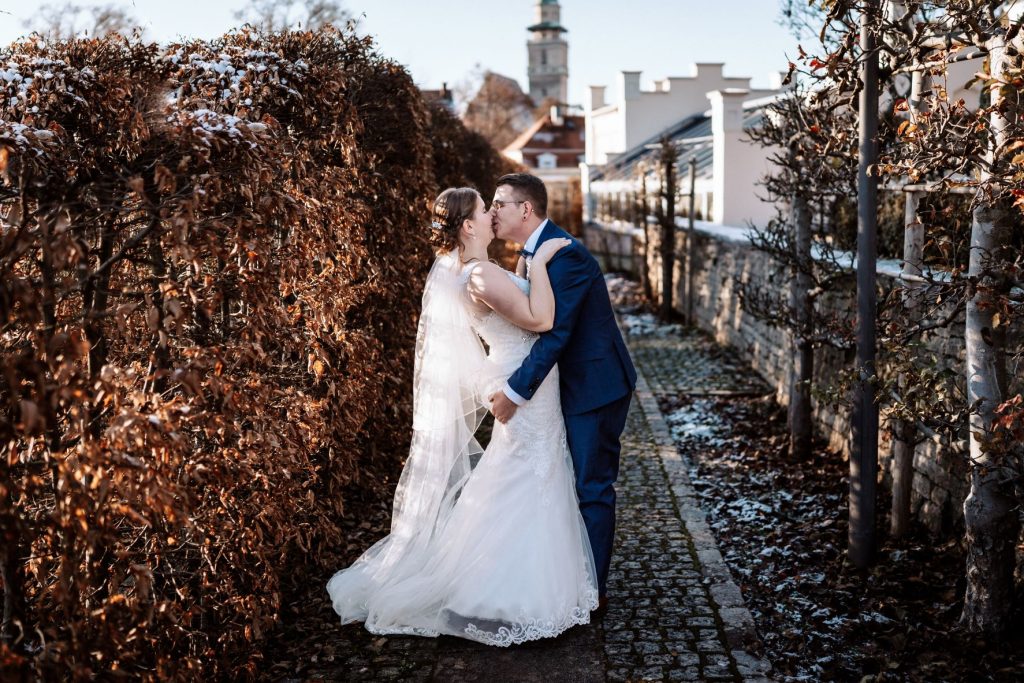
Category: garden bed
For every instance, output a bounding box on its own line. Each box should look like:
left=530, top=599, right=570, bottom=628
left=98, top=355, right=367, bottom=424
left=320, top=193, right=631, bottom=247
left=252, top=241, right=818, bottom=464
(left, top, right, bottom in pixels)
left=658, top=389, right=1024, bottom=681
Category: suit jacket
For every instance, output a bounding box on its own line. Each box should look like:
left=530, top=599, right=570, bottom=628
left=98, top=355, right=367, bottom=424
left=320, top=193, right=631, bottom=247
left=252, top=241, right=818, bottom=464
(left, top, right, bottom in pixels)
left=508, top=221, right=637, bottom=416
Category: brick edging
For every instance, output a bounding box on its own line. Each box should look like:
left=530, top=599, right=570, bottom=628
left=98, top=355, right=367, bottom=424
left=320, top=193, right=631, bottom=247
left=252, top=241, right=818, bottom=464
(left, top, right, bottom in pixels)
left=621, top=320, right=776, bottom=683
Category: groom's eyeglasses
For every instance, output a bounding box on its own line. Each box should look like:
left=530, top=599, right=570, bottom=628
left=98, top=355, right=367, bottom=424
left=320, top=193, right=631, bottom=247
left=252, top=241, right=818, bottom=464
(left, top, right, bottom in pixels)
left=491, top=199, right=525, bottom=211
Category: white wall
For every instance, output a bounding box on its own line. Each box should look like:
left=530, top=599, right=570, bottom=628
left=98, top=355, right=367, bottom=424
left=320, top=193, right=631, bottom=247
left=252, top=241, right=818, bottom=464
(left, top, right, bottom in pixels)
left=946, top=56, right=985, bottom=110
left=585, top=63, right=778, bottom=166
left=708, top=89, right=776, bottom=228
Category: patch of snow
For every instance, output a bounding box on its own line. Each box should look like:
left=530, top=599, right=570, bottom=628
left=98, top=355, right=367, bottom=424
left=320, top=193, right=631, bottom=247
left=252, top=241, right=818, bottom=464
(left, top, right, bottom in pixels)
left=860, top=611, right=892, bottom=624
left=619, top=311, right=683, bottom=337
left=664, top=399, right=730, bottom=447
left=187, top=108, right=245, bottom=138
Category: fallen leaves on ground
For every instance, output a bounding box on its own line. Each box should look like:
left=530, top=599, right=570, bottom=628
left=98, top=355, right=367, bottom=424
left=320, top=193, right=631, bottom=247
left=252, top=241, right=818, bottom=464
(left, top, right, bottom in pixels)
left=660, top=390, right=1024, bottom=682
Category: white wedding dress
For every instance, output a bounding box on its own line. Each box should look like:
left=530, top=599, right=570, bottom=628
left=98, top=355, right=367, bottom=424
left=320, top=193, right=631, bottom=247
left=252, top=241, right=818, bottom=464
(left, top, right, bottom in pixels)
left=326, top=259, right=598, bottom=646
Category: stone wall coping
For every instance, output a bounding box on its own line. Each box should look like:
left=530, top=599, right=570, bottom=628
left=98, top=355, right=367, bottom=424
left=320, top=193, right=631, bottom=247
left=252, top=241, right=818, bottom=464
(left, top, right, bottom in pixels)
left=607, top=217, right=951, bottom=282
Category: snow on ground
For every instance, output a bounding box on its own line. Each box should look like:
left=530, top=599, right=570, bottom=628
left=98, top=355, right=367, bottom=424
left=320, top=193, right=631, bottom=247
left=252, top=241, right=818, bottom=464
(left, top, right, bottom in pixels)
left=618, top=312, right=684, bottom=338
left=664, top=398, right=729, bottom=448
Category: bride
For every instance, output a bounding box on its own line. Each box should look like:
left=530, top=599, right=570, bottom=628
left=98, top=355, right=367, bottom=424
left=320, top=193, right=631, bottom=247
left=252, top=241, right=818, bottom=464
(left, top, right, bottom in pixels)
left=326, top=187, right=598, bottom=646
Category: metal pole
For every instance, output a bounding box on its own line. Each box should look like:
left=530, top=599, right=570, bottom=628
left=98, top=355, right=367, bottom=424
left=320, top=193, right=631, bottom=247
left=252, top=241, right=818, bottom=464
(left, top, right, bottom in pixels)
left=686, top=157, right=697, bottom=324
left=659, top=136, right=676, bottom=319
left=849, top=0, right=879, bottom=568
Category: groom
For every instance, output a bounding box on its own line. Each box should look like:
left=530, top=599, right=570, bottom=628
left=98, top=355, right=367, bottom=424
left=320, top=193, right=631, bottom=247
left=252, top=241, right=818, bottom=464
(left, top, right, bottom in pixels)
left=488, top=173, right=637, bottom=611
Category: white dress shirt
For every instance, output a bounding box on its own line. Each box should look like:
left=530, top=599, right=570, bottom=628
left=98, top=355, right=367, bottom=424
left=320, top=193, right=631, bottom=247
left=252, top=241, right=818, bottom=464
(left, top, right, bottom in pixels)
left=503, top=219, right=550, bottom=406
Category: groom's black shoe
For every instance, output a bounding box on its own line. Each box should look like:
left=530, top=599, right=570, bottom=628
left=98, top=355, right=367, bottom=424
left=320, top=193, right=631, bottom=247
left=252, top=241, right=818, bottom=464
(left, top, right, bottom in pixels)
left=592, top=595, right=609, bottom=619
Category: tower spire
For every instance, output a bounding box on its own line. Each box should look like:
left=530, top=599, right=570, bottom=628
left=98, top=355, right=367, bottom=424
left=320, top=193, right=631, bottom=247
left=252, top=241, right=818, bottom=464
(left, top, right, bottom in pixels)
left=527, top=0, right=568, bottom=105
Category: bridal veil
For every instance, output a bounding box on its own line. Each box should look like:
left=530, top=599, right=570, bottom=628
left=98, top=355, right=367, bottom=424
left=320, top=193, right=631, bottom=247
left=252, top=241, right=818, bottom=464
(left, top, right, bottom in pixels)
left=327, top=251, right=486, bottom=623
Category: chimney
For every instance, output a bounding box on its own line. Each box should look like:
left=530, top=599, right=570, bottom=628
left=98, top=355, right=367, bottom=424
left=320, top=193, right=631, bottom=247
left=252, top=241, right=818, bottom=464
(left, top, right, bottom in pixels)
left=709, top=88, right=748, bottom=134
left=708, top=88, right=751, bottom=225
left=694, top=63, right=724, bottom=80
left=588, top=85, right=606, bottom=110
left=550, top=104, right=563, bottom=127
left=768, top=71, right=793, bottom=90
left=619, top=71, right=641, bottom=101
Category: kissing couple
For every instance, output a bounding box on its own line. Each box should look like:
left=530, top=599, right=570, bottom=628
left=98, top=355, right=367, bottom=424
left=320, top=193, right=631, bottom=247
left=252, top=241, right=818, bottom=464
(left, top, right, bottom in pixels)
left=327, top=172, right=637, bottom=646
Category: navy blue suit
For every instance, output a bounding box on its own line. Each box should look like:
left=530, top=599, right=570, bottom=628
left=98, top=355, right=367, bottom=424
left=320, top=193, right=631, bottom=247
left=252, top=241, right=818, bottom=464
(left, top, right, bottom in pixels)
left=507, top=221, right=637, bottom=595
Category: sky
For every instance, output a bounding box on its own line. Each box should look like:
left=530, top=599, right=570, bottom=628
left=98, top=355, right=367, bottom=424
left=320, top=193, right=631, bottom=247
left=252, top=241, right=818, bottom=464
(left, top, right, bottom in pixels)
left=0, top=1, right=803, bottom=106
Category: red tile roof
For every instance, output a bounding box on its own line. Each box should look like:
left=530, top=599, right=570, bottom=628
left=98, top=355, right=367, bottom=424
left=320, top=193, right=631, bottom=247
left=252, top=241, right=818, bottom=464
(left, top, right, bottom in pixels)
left=503, top=112, right=585, bottom=155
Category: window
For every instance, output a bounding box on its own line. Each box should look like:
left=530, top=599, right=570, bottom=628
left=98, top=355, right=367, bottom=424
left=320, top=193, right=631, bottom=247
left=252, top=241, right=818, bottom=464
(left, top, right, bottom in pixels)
left=541, top=50, right=547, bottom=66
left=537, top=153, right=557, bottom=169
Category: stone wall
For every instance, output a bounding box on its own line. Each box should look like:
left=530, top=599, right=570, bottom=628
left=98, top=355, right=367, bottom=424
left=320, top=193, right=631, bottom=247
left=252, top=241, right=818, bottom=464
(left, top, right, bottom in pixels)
left=586, top=219, right=970, bottom=535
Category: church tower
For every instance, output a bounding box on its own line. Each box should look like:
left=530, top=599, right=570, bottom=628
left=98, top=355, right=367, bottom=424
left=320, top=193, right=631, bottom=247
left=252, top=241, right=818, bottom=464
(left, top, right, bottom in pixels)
left=527, top=0, right=568, bottom=105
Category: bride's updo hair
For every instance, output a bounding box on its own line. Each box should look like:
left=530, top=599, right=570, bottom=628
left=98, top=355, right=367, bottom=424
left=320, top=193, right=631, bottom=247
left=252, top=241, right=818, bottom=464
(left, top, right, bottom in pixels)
left=430, top=187, right=480, bottom=253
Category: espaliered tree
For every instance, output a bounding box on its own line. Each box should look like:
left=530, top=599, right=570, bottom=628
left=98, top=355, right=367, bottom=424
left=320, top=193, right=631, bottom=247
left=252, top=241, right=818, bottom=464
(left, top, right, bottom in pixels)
left=791, top=0, right=1024, bottom=634
left=741, top=84, right=860, bottom=459
left=878, top=1, right=1024, bottom=635
left=653, top=135, right=679, bottom=320
left=635, top=161, right=654, bottom=301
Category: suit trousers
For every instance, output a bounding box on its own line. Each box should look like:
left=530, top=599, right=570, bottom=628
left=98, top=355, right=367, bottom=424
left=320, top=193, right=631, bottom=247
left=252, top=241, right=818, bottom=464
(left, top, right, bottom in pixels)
left=563, top=390, right=632, bottom=597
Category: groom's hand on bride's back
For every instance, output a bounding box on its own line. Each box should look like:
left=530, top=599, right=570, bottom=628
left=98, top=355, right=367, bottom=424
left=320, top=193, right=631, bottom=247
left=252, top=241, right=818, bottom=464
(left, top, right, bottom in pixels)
left=488, top=391, right=518, bottom=424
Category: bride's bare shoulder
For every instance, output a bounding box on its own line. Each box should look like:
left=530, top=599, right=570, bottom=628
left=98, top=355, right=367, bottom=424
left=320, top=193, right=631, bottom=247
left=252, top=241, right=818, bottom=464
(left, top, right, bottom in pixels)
left=465, top=260, right=512, bottom=295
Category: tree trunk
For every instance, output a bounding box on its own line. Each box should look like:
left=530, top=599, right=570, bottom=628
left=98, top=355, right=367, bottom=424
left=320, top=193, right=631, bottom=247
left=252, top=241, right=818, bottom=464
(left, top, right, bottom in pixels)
left=961, top=200, right=1018, bottom=634
left=891, top=189, right=924, bottom=537
left=147, top=220, right=171, bottom=395
left=960, top=35, right=1019, bottom=634
left=849, top=0, right=880, bottom=569
left=789, top=173, right=814, bottom=460
left=660, top=220, right=673, bottom=319
left=1, top=483, right=28, bottom=646
left=84, top=219, right=115, bottom=437
left=637, top=175, right=653, bottom=301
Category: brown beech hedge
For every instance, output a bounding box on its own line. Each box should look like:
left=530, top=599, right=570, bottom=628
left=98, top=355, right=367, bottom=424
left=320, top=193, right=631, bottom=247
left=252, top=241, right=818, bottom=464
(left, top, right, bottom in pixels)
left=0, top=27, right=517, bottom=680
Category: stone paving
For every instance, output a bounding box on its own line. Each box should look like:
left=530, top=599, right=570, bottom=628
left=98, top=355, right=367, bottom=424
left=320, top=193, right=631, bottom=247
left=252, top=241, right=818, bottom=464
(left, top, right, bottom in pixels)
left=619, top=316, right=774, bottom=683
left=601, top=395, right=739, bottom=682
left=297, top=303, right=775, bottom=682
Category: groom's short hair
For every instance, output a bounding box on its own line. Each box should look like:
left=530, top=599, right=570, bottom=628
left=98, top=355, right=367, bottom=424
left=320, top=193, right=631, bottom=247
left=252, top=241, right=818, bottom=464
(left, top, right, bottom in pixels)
left=497, top=173, right=547, bottom=218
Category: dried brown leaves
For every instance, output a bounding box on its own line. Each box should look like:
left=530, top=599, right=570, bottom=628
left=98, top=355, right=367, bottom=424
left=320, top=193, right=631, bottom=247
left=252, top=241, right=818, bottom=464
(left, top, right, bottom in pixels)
left=0, top=27, right=511, bottom=681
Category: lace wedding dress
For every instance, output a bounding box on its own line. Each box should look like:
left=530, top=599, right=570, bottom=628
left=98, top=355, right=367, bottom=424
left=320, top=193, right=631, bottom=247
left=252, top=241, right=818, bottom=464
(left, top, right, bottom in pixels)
left=327, top=258, right=598, bottom=646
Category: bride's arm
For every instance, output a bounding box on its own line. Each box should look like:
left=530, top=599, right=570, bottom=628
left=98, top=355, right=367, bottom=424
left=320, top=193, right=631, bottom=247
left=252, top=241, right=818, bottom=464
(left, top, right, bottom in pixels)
left=467, top=240, right=571, bottom=332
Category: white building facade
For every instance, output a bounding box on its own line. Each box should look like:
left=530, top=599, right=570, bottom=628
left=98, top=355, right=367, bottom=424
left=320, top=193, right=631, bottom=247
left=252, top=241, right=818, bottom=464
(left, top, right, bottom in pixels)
left=583, top=64, right=786, bottom=229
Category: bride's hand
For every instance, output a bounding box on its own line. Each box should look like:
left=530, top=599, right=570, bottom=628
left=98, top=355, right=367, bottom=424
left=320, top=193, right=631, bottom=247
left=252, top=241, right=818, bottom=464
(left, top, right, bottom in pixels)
left=533, top=238, right=572, bottom=265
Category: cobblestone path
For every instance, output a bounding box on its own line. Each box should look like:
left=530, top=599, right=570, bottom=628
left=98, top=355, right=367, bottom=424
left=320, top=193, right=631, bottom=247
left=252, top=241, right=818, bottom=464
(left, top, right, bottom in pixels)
left=298, top=309, right=774, bottom=682
left=602, top=394, right=741, bottom=681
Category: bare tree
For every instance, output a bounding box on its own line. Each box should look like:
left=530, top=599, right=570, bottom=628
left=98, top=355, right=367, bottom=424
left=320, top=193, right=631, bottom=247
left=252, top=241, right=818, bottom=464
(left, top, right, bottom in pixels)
left=461, top=70, right=536, bottom=150
left=234, top=0, right=355, bottom=32
left=634, top=162, right=654, bottom=301
left=778, top=0, right=831, bottom=42
left=802, top=0, right=1024, bottom=633
left=741, top=84, right=859, bottom=460
left=652, top=135, right=679, bottom=320
left=23, top=2, right=139, bottom=38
